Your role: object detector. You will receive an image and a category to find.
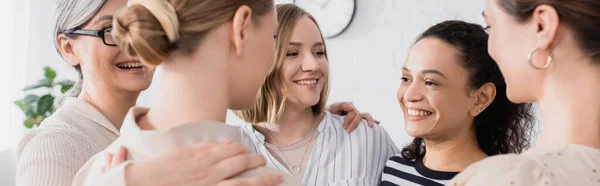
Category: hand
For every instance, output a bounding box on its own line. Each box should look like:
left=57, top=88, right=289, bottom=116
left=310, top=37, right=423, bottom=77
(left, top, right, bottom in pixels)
left=101, top=146, right=127, bottom=174
left=327, top=102, right=380, bottom=133
left=108, top=141, right=283, bottom=186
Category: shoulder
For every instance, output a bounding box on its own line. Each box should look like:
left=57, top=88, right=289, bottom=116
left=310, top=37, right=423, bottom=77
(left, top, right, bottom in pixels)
left=17, top=126, right=96, bottom=164
left=450, top=154, right=547, bottom=186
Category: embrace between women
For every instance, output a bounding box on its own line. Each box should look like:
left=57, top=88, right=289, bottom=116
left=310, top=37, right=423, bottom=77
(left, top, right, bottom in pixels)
left=16, top=0, right=600, bottom=186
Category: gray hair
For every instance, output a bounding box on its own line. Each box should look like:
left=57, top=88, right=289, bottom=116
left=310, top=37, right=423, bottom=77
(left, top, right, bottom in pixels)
left=52, top=0, right=107, bottom=97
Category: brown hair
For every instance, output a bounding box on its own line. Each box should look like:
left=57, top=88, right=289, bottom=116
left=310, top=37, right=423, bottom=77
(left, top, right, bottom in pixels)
left=498, top=0, right=600, bottom=60
left=234, top=4, right=330, bottom=124
left=113, top=0, right=274, bottom=66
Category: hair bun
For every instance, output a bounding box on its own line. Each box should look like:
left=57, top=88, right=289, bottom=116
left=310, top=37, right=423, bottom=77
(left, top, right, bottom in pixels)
left=113, top=0, right=180, bottom=66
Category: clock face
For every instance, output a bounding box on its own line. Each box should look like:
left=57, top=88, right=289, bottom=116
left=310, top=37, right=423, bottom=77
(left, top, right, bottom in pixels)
left=293, top=0, right=356, bottom=38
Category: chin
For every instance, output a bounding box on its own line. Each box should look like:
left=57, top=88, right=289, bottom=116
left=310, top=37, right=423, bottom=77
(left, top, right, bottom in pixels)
left=506, top=87, right=536, bottom=104
left=120, top=82, right=152, bottom=92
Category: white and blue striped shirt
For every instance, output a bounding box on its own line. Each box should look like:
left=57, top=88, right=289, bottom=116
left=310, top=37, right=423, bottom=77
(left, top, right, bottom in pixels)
left=241, top=111, right=399, bottom=186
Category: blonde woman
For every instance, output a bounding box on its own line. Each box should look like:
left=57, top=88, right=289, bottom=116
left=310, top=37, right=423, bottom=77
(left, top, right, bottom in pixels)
left=72, top=0, right=304, bottom=185
left=235, top=4, right=399, bottom=186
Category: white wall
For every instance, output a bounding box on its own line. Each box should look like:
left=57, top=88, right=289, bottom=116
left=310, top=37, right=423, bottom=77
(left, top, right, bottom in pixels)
left=3, top=0, right=491, bottom=185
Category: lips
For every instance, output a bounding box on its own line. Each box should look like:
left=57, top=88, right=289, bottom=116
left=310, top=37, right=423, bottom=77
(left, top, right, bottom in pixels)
left=294, top=79, right=318, bottom=85
left=115, top=61, right=144, bottom=70
left=407, top=109, right=433, bottom=116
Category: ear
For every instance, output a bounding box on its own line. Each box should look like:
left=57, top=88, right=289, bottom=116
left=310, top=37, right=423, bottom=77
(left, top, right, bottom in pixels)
left=532, top=5, right=560, bottom=50
left=470, top=82, right=496, bottom=116
left=231, top=5, right=253, bottom=57
left=57, top=34, right=80, bottom=66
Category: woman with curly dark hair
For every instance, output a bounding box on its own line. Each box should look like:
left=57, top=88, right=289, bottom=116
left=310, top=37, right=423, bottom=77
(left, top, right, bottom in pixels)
left=381, top=20, right=536, bottom=186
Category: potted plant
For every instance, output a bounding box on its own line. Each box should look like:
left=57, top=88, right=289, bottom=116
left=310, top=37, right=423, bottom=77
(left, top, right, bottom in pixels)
left=14, top=67, right=74, bottom=128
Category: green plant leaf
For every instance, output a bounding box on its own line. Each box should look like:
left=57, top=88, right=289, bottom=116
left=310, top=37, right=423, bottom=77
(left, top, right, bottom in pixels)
left=57, top=80, right=75, bottom=93
left=14, top=100, right=26, bottom=111
left=44, top=67, right=57, bottom=82
left=23, top=79, right=53, bottom=91
left=24, top=118, right=35, bottom=129
left=25, top=109, right=36, bottom=118
left=23, top=95, right=40, bottom=104
left=37, top=94, right=54, bottom=115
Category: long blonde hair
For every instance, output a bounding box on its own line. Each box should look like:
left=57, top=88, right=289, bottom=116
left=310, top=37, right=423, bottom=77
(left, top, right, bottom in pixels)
left=234, top=4, right=330, bottom=124
left=112, top=0, right=274, bottom=66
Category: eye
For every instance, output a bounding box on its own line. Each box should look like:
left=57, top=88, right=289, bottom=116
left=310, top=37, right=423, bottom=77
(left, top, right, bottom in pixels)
left=400, top=76, right=411, bottom=83
left=286, top=51, right=299, bottom=57
left=425, top=80, right=438, bottom=86
left=314, top=50, right=325, bottom=56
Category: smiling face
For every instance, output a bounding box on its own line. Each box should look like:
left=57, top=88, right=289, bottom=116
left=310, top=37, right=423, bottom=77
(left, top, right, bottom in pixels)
left=280, top=16, right=329, bottom=109
left=64, top=0, right=154, bottom=94
left=398, top=38, right=478, bottom=139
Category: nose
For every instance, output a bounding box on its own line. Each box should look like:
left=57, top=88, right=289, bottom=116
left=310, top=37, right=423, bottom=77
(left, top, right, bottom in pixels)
left=301, top=54, right=320, bottom=72
left=402, top=81, right=425, bottom=103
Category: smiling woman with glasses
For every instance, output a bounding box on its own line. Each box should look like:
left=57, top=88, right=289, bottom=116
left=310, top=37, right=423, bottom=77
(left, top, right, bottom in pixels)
left=64, top=26, right=117, bottom=46
left=15, top=0, right=155, bottom=185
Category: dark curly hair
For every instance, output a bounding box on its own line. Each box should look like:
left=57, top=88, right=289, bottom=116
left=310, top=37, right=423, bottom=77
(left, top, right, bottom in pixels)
left=401, top=20, right=536, bottom=160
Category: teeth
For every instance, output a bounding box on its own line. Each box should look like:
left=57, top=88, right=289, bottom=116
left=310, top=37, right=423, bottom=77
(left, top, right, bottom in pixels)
left=407, top=109, right=432, bottom=116
left=116, top=62, right=143, bottom=68
left=295, top=80, right=317, bottom=85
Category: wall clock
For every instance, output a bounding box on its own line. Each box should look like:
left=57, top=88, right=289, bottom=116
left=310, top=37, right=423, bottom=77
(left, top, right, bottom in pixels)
left=276, top=0, right=356, bottom=38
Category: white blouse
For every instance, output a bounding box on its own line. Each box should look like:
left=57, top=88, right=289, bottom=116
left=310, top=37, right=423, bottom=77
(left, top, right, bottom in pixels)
left=73, top=107, right=301, bottom=186
left=241, top=111, right=400, bottom=186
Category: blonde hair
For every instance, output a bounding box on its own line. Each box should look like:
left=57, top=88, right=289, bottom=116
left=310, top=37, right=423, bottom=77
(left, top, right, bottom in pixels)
left=234, top=4, right=330, bottom=124
left=113, top=0, right=274, bottom=66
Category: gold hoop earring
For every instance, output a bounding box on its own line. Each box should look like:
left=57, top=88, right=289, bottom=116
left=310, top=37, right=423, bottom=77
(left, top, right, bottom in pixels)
left=527, top=47, right=553, bottom=70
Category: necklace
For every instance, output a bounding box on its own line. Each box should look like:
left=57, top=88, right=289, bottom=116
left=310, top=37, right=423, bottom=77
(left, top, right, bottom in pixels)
left=261, top=123, right=317, bottom=174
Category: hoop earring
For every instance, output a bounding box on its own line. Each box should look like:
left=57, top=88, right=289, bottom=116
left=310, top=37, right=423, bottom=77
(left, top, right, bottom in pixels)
left=527, top=47, right=553, bottom=70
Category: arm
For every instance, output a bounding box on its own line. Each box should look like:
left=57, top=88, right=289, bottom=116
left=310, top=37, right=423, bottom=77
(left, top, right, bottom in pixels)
left=327, top=102, right=380, bottom=133
left=16, top=130, right=90, bottom=186
left=82, top=141, right=283, bottom=186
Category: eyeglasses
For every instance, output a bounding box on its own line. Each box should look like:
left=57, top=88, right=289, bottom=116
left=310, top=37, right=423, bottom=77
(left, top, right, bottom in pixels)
left=64, top=26, right=117, bottom=46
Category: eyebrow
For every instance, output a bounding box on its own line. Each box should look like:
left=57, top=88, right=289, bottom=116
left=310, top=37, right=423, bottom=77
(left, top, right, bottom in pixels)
left=93, top=15, right=114, bottom=26
left=289, top=42, right=325, bottom=47
left=402, top=67, right=448, bottom=79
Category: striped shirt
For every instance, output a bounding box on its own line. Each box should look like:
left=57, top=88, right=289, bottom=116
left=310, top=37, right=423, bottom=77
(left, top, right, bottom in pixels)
left=381, top=155, right=459, bottom=186
left=241, top=111, right=399, bottom=186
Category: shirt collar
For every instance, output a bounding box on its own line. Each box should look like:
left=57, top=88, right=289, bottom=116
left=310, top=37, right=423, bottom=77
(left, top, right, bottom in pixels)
left=62, top=97, right=120, bottom=135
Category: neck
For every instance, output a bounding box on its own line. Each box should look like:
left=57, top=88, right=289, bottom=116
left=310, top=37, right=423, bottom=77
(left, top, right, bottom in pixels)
left=260, top=103, right=322, bottom=145
left=422, top=126, right=487, bottom=172
left=78, top=84, right=139, bottom=130
left=536, top=59, right=600, bottom=149
left=141, top=49, right=230, bottom=130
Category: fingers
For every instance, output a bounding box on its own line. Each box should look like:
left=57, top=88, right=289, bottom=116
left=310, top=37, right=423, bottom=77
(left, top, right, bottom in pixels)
left=344, top=113, right=356, bottom=130
left=326, top=102, right=344, bottom=115
left=203, top=142, right=252, bottom=166
left=341, top=102, right=356, bottom=114
left=361, top=113, right=375, bottom=128
left=112, top=146, right=128, bottom=167
left=103, top=153, right=114, bottom=174
left=375, top=120, right=381, bottom=125
left=347, top=112, right=363, bottom=133
left=344, top=111, right=358, bottom=132
left=217, top=173, right=283, bottom=186
left=211, top=154, right=267, bottom=182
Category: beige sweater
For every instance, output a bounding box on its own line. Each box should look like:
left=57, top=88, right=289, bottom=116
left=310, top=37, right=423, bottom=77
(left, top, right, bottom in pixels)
left=449, top=144, right=600, bottom=186
left=74, top=107, right=302, bottom=186
left=16, top=97, right=119, bottom=186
